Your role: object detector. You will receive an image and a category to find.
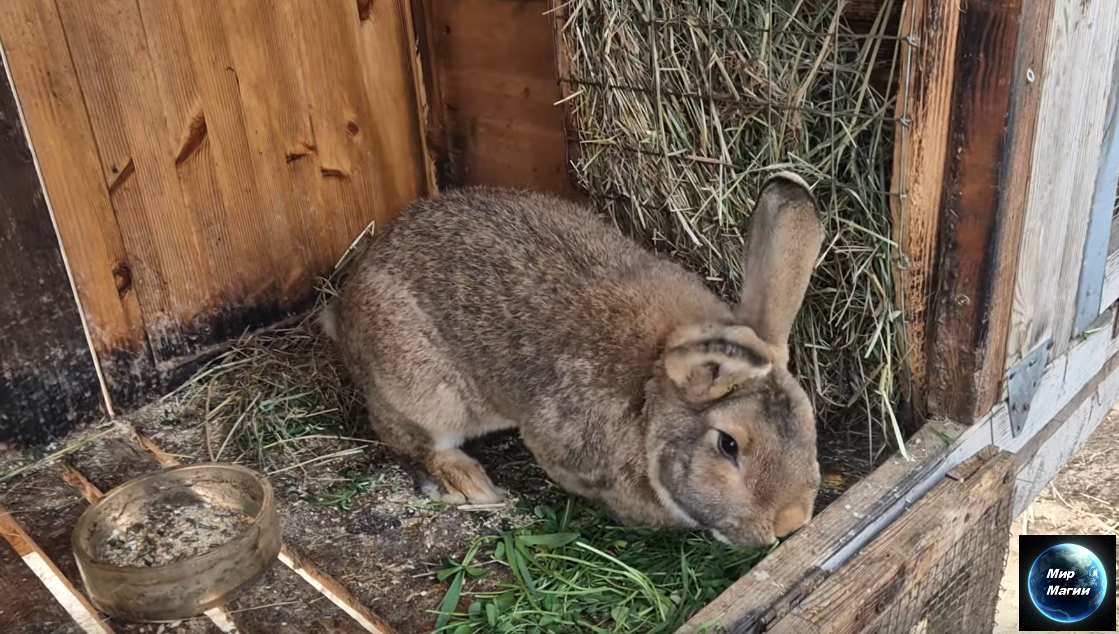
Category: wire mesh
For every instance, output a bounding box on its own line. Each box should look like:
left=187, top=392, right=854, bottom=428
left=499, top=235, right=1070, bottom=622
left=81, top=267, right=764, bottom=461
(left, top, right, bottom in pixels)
left=872, top=490, right=1013, bottom=634
left=553, top=0, right=915, bottom=474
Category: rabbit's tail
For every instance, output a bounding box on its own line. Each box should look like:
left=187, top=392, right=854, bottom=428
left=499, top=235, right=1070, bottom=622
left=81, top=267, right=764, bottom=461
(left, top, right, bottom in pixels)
left=318, top=300, right=340, bottom=342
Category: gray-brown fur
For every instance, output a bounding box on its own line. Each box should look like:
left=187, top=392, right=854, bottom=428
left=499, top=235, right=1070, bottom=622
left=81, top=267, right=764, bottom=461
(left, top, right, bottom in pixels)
left=323, top=173, right=824, bottom=548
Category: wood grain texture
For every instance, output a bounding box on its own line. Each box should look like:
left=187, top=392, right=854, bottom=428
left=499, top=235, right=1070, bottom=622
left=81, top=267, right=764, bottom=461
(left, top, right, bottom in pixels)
left=992, top=307, right=1119, bottom=454
left=1006, top=0, right=1119, bottom=366
left=986, top=0, right=1057, bottom=409
left=0, top=0, right=153, bottom=409
left=1, top=0, right=425, bottom=410
left=1076, top=56, right=1119, bottom=333
left=765, top=449, right=1014, bottom=634
left=0, top=54, right=105, bottom=445
left=1103, top=249, right=1119, bottom=310
left=425, top=0, right=574, bottom=194
left=888, top=0, right=962, bottom=418
left=1011, top=346, right=1119, bottom=515
left=925, top=0, right=1024, bottom=423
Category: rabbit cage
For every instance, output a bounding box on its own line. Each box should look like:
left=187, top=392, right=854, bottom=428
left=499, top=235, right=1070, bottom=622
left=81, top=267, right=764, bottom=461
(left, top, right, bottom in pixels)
left=2, top=0, right=1119, bottom=632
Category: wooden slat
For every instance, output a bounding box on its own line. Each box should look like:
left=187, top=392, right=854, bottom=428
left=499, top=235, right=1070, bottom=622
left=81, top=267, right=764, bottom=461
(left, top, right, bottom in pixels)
left=0, top=53, right=105, bottom=444
left=924, top=0, right=1025, bottom=423
left=353, top=0, right=430, bottom=204
left=888, top=0, right=963, bottom=417
left=764, top=449, right=1015, bottom=634
left=1011, top=346, right=1119, bottom=515
left=984, top=0, right=1058, bottom=407
left=992, top=307, right=1119, bottom=452
left=0, top=505, right=114, bottom=634
left=53, top=0, right=219, bottom=358
left=1103, top=250, right=1119, bottom=310
left=425, top=0, right=573, bottom=194
left=0, top=0, right=152, bottom=410
left=0, top=536, right=83, bottom=634
left=1006, top=0, right=1119, bottom=365
left=1076, top=56, right=1119, bottom=333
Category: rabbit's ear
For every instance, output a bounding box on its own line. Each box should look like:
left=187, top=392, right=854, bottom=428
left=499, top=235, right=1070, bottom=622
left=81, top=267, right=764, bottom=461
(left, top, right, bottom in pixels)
left=735, top=172, right=824, bottom=367
left=663, top=324, right=773, bottom=403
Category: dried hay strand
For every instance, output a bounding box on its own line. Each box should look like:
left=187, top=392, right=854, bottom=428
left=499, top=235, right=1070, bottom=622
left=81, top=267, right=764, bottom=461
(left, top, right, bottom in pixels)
left=556, top=0, right=905, bottom=468
left=163, top=319, right=370, bottom=476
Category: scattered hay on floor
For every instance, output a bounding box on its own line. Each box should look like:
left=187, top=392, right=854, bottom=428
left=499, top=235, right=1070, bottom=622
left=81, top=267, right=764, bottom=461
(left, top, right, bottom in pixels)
left=556, top=0, right=907, bottom=473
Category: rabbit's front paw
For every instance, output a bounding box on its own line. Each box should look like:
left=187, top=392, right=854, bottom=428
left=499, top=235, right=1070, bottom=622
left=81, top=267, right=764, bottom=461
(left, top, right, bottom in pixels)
left=424, top=449, right=507, bottom=504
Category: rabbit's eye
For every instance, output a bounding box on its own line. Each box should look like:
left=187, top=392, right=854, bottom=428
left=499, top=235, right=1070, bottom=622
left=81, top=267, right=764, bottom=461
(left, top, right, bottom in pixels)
left=717, top=431, right=739, bottom=461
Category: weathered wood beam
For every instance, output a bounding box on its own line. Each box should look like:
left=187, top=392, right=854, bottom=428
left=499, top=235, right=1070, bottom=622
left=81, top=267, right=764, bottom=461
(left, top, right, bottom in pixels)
left=925, top=0, right=1026, bottom=423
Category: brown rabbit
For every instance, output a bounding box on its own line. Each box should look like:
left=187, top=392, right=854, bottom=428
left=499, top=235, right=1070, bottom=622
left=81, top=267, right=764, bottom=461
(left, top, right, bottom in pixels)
left=321, top=172, right=824, bottom=548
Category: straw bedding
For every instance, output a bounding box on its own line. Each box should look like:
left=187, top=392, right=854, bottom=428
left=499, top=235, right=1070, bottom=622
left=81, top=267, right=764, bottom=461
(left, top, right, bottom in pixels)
left=555, top=0, right=907, bottom=469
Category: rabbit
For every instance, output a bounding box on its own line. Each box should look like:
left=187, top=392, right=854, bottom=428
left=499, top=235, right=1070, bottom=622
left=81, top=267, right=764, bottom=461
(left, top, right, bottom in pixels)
left=320, top=172, right=825, bottom=549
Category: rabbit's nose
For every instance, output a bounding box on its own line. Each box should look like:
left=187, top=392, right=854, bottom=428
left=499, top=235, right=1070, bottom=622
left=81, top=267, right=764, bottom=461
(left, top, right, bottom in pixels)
left=774, top=503, right=811, bottom=538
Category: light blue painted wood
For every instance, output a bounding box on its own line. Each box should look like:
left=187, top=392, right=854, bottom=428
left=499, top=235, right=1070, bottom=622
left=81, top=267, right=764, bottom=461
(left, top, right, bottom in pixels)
left=1075, top=53, right=1119, bottom=335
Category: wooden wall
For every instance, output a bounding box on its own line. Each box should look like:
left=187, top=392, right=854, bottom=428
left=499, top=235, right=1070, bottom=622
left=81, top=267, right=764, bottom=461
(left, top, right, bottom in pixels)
left=1004, top=0, right=1119, bottom=369
left=415, top=0, right=574, bottom=196
left=894, top=0, right=1119, bottom=424
left=0, top=0, right=426, bottom=422
left=0, top=56, right=105, bottom=445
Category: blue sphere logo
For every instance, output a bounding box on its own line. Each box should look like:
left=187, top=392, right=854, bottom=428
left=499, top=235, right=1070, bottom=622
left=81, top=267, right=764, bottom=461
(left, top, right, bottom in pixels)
left=1028, top=543, right=1108, bottom=623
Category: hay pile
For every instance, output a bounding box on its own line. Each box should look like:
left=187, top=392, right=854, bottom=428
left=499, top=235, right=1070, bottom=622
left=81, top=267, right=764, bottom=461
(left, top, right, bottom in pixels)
left=556, top=0, right=905, bottom=467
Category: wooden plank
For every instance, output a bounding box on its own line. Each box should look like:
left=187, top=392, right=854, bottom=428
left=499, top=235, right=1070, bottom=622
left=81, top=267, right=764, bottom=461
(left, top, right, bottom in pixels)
left=409, top=0, right=453, bottom=189
left=887, top=0, right=963, bottom=417
left=1104, top=250, right=1119, bottom=310
left=5, top=0, right=424, bottom=412
left=1006, top=0, right=1119, bottom=365
left=1011, top=346, right=1119, bottom=515
left=0, top=537, right=84, bottom=633
left=426, top=0, right=573, bottom=194
left=985, top=0, right=1058, bottom=406
left=53, top=0, right=220, bottom=360
left=992, top=307, right=1119, bottom=452
left=674, top=418, right=994, bottom=634
left=0, top=0, right=153, bottom=410
left=0, top=505, right=114, bottom=634
left=0, top=53, right=105, bottom=444
left=1076, top=55, right=1119, bottom=333
left=924, top=0, right=1024, bottom=423
left=353, top=0, right=429, bottom=204
left=764, top=449, right=1015, bottom=634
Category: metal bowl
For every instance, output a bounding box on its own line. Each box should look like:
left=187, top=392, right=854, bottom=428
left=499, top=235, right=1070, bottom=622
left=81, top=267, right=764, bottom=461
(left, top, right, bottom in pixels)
left=72, top=463, right=282, bottom=622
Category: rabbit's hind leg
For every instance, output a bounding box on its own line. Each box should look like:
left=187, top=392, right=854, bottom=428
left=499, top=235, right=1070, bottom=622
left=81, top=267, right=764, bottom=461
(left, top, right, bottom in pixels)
left=363, top=382, right=507, bottom=505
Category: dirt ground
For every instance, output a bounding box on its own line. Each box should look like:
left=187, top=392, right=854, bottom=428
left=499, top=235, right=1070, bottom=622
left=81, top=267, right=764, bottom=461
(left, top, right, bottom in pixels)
left=994, top=411, right=1119, bottom=633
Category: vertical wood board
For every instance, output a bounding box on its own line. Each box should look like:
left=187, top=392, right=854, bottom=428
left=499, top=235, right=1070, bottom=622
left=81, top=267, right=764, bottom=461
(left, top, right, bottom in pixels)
left=0, top=0, right=154, bottom=409
left=924, top=0, right=1024, bottom=422
left=1006, top=0, right=1119, bottom=366
left=1076, top=54, right=1119, bottom=333
left=0, top=54, right=105, bottom=444
left=0, top=0, right=425, bottom=410
left=888, top=0, right=963, bottom=417
left=424, top=0, right=574, bottom=194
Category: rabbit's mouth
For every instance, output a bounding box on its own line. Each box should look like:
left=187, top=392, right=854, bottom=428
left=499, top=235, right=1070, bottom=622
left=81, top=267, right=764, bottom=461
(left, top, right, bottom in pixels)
left=710, top=527, right=778, bottom=550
